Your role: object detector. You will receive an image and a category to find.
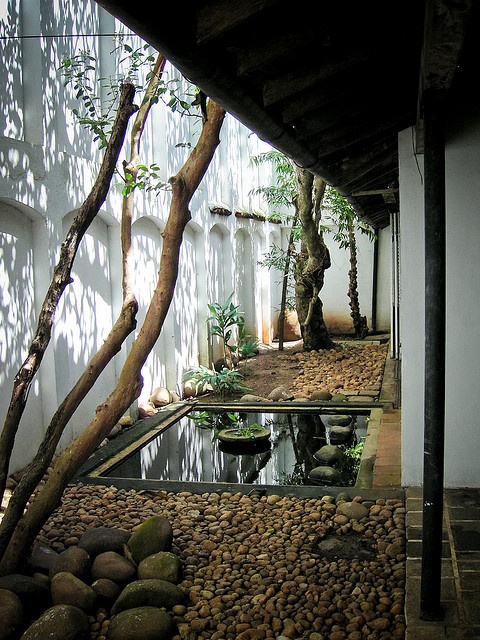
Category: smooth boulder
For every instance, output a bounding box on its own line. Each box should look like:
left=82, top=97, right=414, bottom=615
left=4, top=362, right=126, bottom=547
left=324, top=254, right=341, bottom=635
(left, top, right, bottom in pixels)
left=137, top=551, right=182, bottom=583
left=109, top=606, right=174, bottom=640
left=111, top=579, right=184, bottom=615
left=127, top=516, right=173, bottom=564
left=19, top=604, right=90, bottom=640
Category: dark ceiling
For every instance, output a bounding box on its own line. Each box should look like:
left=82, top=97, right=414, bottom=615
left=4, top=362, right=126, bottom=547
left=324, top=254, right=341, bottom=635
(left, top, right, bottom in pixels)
left=95, top=0, right=475, bottom=229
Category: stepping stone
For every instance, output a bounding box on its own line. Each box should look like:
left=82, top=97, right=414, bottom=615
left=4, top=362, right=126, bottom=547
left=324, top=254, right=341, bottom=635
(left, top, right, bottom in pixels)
left=308, top=466, right=341, bottom=485
left=313, top=444, right=345, bottom=465
left=329, top=425, right=354, bottom=444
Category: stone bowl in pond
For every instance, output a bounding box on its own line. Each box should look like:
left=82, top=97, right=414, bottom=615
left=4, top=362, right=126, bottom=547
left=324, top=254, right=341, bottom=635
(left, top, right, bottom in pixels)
left=217, top=427, right=271, bottom=453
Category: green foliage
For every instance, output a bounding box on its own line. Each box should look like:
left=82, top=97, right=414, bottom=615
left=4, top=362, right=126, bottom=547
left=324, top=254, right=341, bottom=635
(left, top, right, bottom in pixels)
left=207, top=293, right=243, bottom=367
left=232, top=422, right=265, bottom=439
left=236, top=320, right=259, bottom=359
left=188, top=410, right=239, bottom=430
left=184, top=365, right=250, bottom=397
left=60, top=38, right=204, bottom=167
left=122, top=164, right=169, bottom=197
left=336, top=439, right=365, bottom=486
left=207, top=294, right=260, bottom=364
left=238, top=337, right=259, bottom=359
left=60, top=50, right=114, bottom=149
left=249, top=150, right=297, bottom=224
left=188, top=411, right=265, bottom=440
left=323, top=187, right=376, bottom=248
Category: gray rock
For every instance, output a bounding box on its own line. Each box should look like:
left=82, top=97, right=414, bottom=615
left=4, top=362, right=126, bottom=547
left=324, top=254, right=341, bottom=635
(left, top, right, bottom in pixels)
left=329, top=425, right=354, bottom=444
left=78, top=526, right=130, bottom=558
left=0, top=574, right=50, bottom=615
left=149, top=387, right=172, bottom=407
left=308, top=466, right=341, bottom=485
left=310, top=390, right=333, bottom=401
left=138, top=551, right=182, bottom=584
left=28, top=542, right=58, bottom=574
left=328, top=414, right=352, bottom=426
left=49, top=546, right=91, bottom=581
left=267, top=386, right=294, bottom=401
left=50, top=572, right=96, bottom=612
left=20, top=604, right=90, bottom=640
left=91, top=578, right=121, bottom=606
left=336, top=501, right=369, bottom=520
left=108, top=606, right=174, bottom=640
left=111, top=579, right=184, bottom=615
left=335, top=491, right=353, bottom=504
left=91, top=551, right=136, bottom=584
left=238, top=394, right=269, bottom=403
left=313, top=444, right=345, bottom=465
left=127, top=516, right=173, bottom=564
left=0, top=588, right=23, bottom=640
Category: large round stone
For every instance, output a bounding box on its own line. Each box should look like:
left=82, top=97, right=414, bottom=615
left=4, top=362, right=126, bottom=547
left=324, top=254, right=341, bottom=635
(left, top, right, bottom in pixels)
left=108, top=606, right=174, bottom=640
left=149, top=387, right=172, bottom=407
left=267, top=386, right=294, bottom=401
left=138, top=551, right=182, bottom=584
left=91, top=551, right=136, bottom=584
left=329, top=425, right=354, bottom=444
left=50, top=572, right=96, bottom=612
left=49, top=547, right=91, bottom=581
left=313, top=444, right=345, bottom=465
left=328, top=414, right=352, bottom=426
left=91, top=578, right=121, bottom=606
left=127, top=516, right=173, bottom=564
left=0, top=588, right=23, bottom=640
left=20, top=604, right=90, bottom=640
left=0, top=574, right=51, bottom=616
left=310, top=390, right=332, bottom=401
left=308, top=466, right=341, bottom=485
left=77, top=526, right=130, bottom=558
left=336, top=501, right=369, bottom=520
left=111, top=579, right=184, bottom=615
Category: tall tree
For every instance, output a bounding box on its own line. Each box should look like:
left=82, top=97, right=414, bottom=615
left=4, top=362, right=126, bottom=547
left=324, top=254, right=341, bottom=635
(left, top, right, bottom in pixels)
left=323, top=187, right=375, bottom=339
left=294, top=167, right=333, bottom=350
left=250, top=151, right=298, bottom=350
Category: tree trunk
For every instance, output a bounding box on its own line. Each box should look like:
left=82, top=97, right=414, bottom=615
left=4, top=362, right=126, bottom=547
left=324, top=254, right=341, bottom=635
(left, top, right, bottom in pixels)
left=0, top=99, right=226, bottom=576
left=0, top=83, right=138, bottom=504
left=294, top=168, right=333, bottom=350
left=0, top=57, right=167, bottom=564
left=278, top=215, right=298, bottom=351
left=347, top=223, right=368, bottom=339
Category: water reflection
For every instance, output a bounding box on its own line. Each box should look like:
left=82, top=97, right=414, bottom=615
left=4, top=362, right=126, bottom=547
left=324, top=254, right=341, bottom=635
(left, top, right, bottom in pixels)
left=106, top=410, right=368, bottom=487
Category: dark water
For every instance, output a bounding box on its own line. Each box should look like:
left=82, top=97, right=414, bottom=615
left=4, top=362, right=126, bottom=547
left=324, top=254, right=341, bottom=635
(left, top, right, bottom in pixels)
left=103, top=409, right=368, bottom=487
left=104, top=411, right=367, bottom=486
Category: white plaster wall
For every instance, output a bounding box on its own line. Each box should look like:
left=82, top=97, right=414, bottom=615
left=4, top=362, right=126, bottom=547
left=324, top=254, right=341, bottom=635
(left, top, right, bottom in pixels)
left=443, top=100, right=480, bottom=487
left=321, top=230, right=376, bottom=335
left=399, top=96, right=480, bottom=488
left=398, top=128, right=425, bottom=487
left=0, top=0, right=389, bottom=473
left=376, top=226, right=393, bottom=333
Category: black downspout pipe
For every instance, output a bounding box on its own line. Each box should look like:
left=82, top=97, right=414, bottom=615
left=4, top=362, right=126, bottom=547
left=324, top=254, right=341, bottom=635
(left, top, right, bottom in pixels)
left=420, top=89, right=446, bottom=621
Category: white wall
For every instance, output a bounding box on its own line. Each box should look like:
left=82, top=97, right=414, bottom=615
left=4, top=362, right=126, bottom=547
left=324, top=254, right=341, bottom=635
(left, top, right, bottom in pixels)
left=0, top=0, right=389, bottom=474
left=399, top=95, right=480, bottom=488
left=321, top=226, right=391, bottom=336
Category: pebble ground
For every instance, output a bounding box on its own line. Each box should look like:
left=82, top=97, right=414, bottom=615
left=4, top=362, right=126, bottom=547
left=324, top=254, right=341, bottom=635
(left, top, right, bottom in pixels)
left=40, top=482, right=406, bottom=640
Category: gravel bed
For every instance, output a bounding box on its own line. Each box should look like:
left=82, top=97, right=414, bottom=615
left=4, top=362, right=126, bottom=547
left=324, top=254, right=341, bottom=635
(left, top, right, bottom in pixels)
left=40, top=482, right=406, bottom=640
